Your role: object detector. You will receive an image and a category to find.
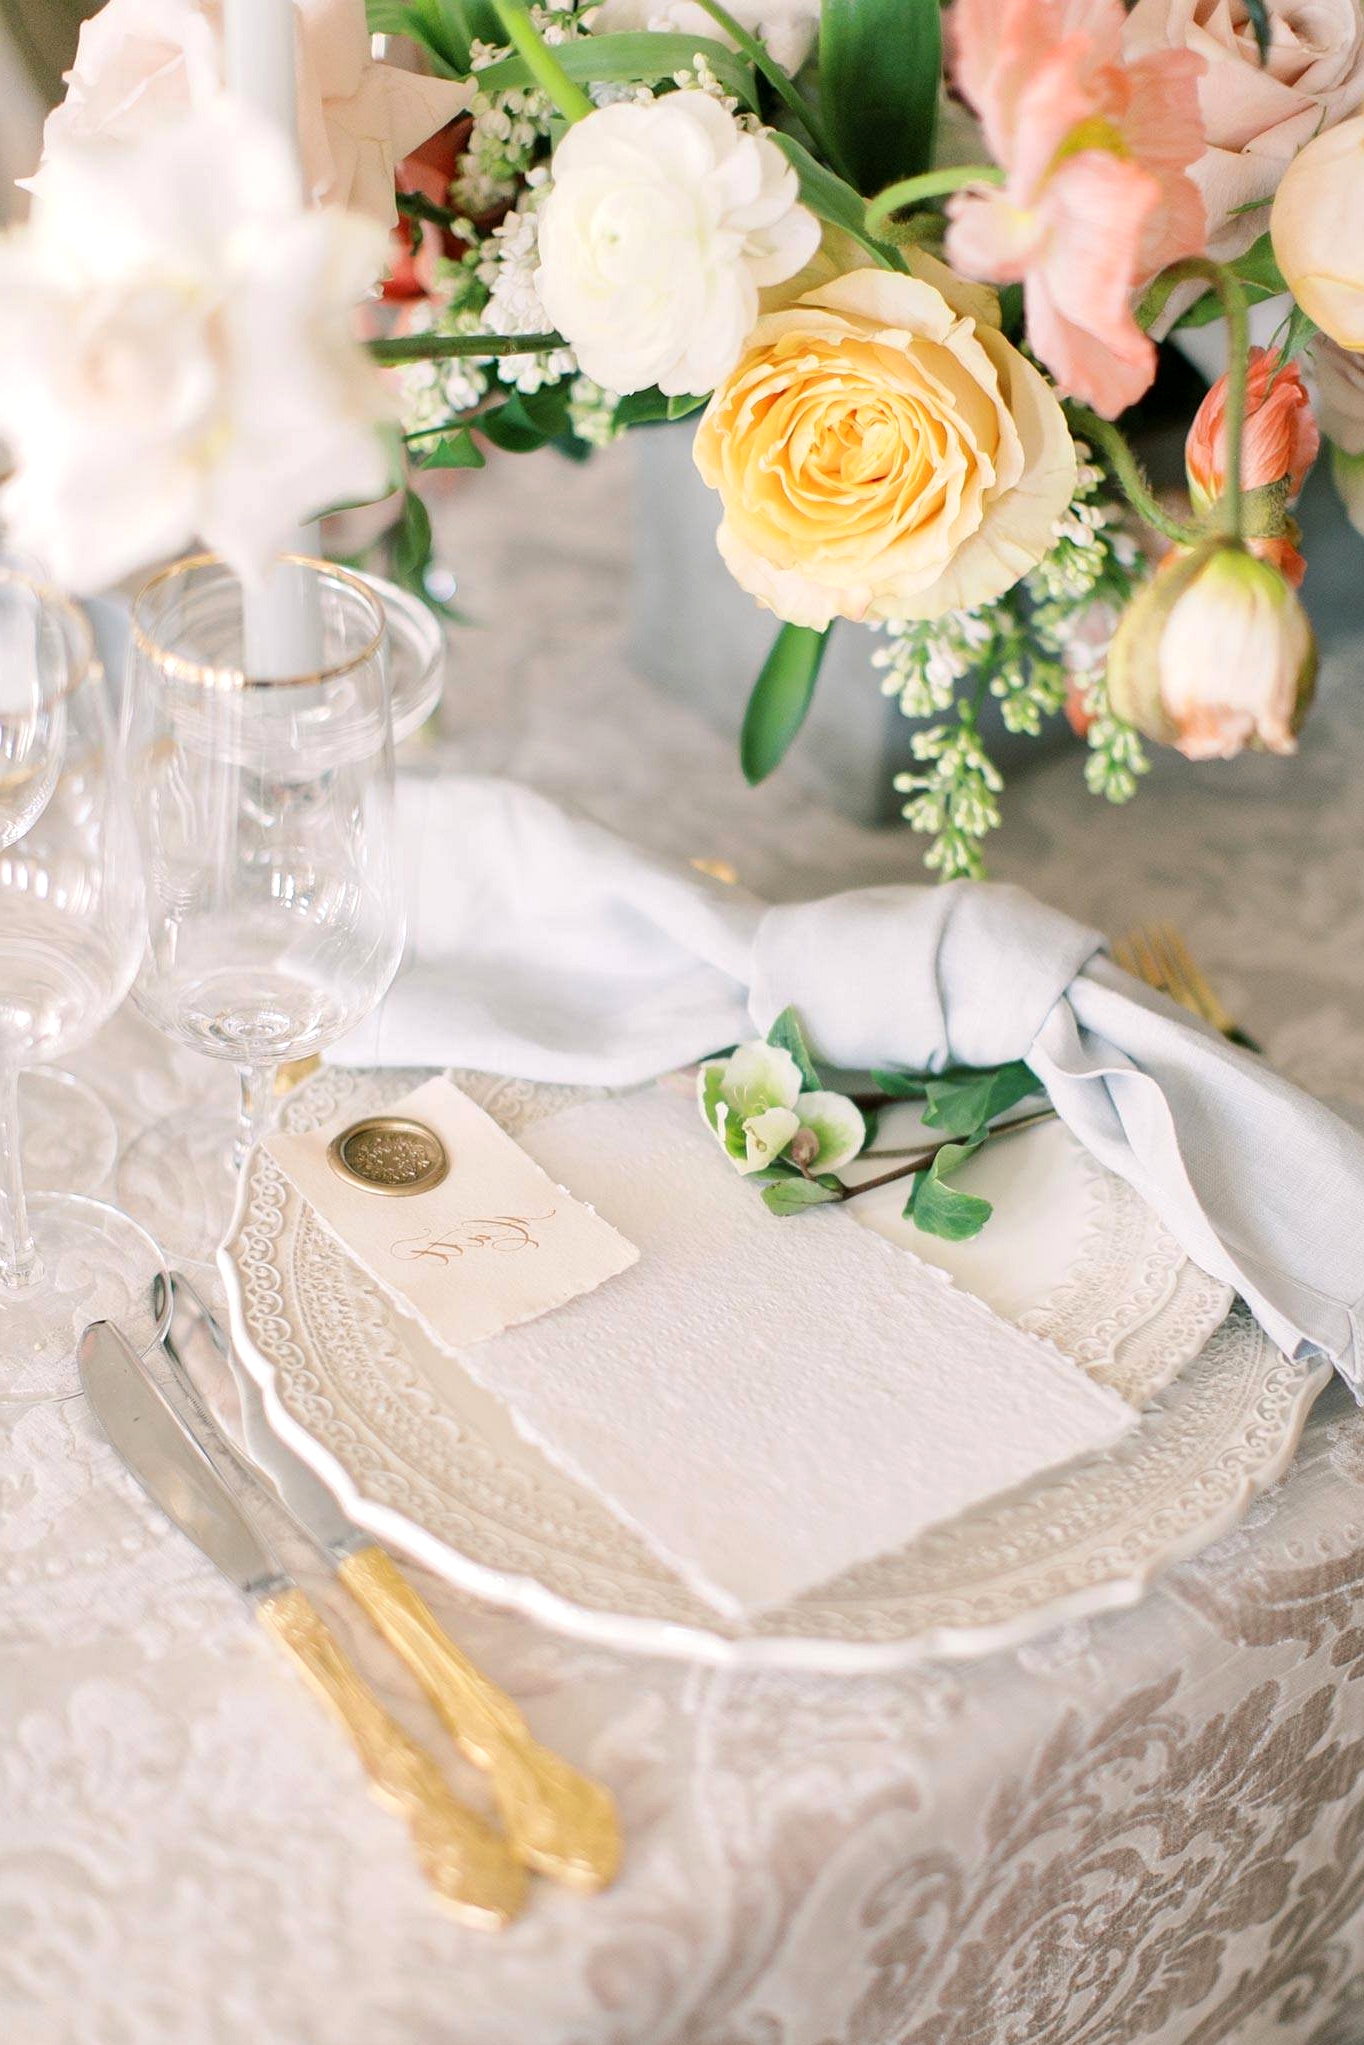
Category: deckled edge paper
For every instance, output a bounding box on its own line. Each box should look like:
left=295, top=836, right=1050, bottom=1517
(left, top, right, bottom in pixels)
left=442, top=1090, right=1138, bottom=1620
left=265, top=1076, right=639, bottom=1355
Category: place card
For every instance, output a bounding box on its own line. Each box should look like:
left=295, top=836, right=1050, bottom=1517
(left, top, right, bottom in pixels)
left=265, top=1076, right=639, bottom=1352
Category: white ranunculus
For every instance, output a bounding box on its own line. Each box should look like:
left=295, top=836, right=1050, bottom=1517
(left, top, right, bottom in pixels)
left=0, top=100, right=392, bottom=593
left=26, top=0, right=471, bottom=229
left=534, top=92, right=819, bottom=397
left=590, top=0, right=819, bottom=74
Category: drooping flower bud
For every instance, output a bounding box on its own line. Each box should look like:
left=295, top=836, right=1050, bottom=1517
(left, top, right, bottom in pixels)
left=1106, top=539, right=1316, bottom=762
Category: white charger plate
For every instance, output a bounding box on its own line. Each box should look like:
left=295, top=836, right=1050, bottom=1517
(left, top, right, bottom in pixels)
left=220, top=1065, right=1329, bottom=1672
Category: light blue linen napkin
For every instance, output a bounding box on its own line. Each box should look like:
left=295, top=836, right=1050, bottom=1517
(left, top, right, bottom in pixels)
left=335, top=773, right=1364, bottom=1394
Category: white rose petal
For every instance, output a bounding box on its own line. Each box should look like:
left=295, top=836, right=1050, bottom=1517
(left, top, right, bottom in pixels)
left=535, top=92, right=819, bottom=397
left=0, top=100, right=393, bottom=593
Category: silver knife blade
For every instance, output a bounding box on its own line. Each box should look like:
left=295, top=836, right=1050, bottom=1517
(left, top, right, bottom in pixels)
left=79, top=1321, right=287, bottom=1600
left=166, top=1271, right=363, bottom=1562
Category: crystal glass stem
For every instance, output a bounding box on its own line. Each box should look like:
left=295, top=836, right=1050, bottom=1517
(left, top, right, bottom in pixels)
left=0, top=1061, right=41, bottom=1292
left=234, top=1062, right=280, bottom=1175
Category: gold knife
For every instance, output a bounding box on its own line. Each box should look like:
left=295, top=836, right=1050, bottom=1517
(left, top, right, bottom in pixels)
left=164, top=1272, right=621, bottom=1893
left=79, top=1319, right=527, bottom=1928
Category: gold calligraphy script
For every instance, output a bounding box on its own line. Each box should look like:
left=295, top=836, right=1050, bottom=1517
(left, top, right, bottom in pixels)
left=391, top=1212, right=557, bottom=1265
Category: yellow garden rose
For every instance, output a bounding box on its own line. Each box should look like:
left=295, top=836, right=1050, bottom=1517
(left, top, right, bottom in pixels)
left=692, top=256, right=1077, bottom=629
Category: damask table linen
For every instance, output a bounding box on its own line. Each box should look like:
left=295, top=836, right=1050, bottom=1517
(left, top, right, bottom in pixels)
left=5, top=443, right=1364, bottom=2045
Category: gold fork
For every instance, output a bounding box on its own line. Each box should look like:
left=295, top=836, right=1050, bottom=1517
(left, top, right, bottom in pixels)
left=1111, top=921, right=1262, bottom=1052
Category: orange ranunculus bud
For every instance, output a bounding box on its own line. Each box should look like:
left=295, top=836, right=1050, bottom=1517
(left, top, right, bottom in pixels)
left=1186, top=347, right=1319, bottom=512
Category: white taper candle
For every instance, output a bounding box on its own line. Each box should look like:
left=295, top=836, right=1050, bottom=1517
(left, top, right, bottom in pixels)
left=223, top=0, right=326, bottom=678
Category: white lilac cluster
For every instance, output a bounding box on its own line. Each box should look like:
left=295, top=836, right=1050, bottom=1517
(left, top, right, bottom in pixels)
left=894, top=719, right=1004, bottom=882
left=873, top=609, right=995, bottom=721
left=475, top=174, right=579, bottom=393
left=881, top=453, right=1150, bottom=879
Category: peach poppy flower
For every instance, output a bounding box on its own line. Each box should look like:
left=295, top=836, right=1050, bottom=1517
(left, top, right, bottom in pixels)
left=946, top=0, right=1208, bottom=418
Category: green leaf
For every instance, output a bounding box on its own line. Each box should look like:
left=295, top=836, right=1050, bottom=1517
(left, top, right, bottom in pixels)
left=667, top=392, right=709, bottom=421
left=740, top=622, right=831, bottom=784
left=765, top=1006, right=821, bottom=1092
left=921, top=1060, right=1040, bottom=1139
left=366, top=0, right=476, bottom=75
left=1278, top=301, right=1318, bottom=365
left=761, top=1178, right=843, bottom=1217
left=903, top=1141, right=993, bottom=1242
left=473, top=32, right=758, bottom=109
left=478, top=384, right=572, bottom=453
left=1170, top=234, right=1288, bottom=329
left=617, top=386, right=678, bottom=427
left=415, top=429, right=486, bottom=470
left=819, top=0, right=941, bottom=197
left=391, top=487, right=435, bottom=593
left=1244, top=0, right=1271, bottom=62
left=870, top=1067, right=930, bottom=1100
left=769, top=134, right=906, bottom=271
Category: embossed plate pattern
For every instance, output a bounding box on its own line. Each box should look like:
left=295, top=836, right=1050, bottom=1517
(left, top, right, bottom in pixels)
left=220, top=1067, right=1330, bottom=1672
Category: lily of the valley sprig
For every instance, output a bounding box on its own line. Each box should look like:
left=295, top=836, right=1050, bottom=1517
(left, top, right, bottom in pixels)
left=699, top=1007, right=1049, bottom=1241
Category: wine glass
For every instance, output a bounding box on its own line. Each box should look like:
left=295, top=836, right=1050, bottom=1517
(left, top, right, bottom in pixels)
left=0, top=545, right=122, bottom=1196
left=117, top=554, right=406, bottom=1262
left=0, top=568, right=169, bottom=1400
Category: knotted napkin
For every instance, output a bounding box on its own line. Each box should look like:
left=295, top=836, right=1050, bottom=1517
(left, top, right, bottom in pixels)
left=337, top=774, right=1364, bottom=1394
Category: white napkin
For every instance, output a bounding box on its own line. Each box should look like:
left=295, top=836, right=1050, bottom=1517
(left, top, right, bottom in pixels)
left=439, top=1089, right=1134, bottom=1618
left=336, top=773, right=1364, bottom=1397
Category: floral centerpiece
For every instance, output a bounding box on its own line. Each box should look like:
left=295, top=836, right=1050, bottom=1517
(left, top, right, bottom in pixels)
left=3, top=0, right=1363, bottom=876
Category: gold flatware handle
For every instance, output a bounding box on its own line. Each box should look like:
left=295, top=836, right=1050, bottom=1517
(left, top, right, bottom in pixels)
left=339, top=1544, right=621, bottom=1892
left=258, top=1585, right=528, bottom=1926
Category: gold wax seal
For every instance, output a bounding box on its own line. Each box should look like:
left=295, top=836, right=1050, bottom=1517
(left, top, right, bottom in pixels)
left=326, top=1115, right=450, bottom=1197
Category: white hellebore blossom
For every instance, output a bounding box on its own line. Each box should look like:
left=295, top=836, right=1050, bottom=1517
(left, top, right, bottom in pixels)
left=590, top=0, right=820, bottom=75
left=0, top=100, right=393, bottom=594
left=699, top=1040, right=866, bottom=1179
left=534, top=92, right=820, bottom=398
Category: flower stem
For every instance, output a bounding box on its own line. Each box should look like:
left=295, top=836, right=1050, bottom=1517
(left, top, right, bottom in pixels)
left=1137, top=255, right=1252, bottom=542
left=691, top=0, right=847, bottom=176
left=491, top=0, right=593, bottom=123
left=834, top=1105, right=1056, bottom=1202
left=367, top=331, right=564, bottom=365
left=864, top=165, right=1004, bottom=242
left=1064, top=405, right=1203, bottom=548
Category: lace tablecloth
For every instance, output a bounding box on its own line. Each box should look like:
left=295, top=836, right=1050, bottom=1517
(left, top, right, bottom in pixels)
left=6, top=445, right=1364, bottom=2045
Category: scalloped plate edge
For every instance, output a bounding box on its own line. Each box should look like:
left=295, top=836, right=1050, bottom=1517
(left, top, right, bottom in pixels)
left=217, top=1164, right=1334, bottom=1672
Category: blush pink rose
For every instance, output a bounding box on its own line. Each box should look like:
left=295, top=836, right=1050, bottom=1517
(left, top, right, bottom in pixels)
left=1125, top=0, right=1364, bottom=258
left=947, top=0, right=1208, bottom=418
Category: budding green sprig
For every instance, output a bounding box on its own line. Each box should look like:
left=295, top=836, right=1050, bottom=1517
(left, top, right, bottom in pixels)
left=879, top=450, right=1148, bottom=875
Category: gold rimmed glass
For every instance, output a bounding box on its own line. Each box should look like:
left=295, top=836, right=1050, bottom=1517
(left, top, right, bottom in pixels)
left=0, top=568, right=169, bottom=1400
left=117, top=555, right=406, bottom=1264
